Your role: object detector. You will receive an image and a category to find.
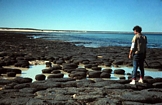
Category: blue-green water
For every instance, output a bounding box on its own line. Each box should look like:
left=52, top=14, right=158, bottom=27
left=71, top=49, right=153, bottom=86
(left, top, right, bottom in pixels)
left=32, top=32, right=162, bottom=48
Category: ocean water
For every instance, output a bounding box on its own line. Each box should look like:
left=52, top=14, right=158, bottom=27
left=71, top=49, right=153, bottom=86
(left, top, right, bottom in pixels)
left=32, top=32, right=162, bottom=48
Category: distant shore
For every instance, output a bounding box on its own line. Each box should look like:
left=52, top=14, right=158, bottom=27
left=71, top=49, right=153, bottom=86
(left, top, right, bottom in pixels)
left=0, top=27, right=162, bottom=34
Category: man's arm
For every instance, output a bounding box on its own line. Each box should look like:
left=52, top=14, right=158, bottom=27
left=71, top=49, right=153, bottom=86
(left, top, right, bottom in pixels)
left=129, top=42, right=135, bottom=59
left=129, top=50, right=133, bottom=59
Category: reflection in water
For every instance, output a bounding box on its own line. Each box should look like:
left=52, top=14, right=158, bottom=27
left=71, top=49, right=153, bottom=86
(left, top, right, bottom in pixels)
left=2, top=64, right=162, bottom=81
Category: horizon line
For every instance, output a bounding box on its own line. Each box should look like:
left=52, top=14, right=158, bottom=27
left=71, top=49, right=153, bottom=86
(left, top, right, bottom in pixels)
left=0, top=27, right=162, bottom=34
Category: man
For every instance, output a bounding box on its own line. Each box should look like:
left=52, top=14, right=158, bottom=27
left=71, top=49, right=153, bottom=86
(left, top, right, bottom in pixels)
left=129, top=26, right=147, bottom=84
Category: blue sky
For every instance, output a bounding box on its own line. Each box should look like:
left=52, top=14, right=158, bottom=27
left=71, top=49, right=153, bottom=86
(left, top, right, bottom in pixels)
left=0, top=0, right=162, bottom=32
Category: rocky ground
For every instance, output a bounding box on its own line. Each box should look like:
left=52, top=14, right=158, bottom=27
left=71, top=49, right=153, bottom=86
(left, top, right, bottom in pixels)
left=0, top=31, right=162, bottom=105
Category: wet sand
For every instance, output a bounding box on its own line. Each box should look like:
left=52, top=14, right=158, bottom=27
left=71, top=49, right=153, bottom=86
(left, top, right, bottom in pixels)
left=0, top=31, right=162, bottom=104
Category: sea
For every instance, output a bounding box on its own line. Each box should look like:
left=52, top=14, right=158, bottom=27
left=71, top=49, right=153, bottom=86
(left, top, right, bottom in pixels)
left=31, top=32, right=162, bottom=48
left=6, top=32, right=162, bottom=81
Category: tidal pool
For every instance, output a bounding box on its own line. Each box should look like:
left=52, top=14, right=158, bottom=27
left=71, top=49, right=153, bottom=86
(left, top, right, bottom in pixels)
left=22, top=64, right=162, bottom=81
left=3, top=64, right=162, bottom=81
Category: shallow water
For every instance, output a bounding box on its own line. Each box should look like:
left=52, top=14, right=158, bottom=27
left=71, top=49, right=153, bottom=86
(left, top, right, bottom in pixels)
left=111, top=66, right=162, bottom=79
left=31, top=32, right=162, bottom=48
left=3, top=64, right=161, bottom=81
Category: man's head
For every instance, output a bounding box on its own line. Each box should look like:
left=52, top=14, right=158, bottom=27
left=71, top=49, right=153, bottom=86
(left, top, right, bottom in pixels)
left=133, top=25, right=142, bottom=34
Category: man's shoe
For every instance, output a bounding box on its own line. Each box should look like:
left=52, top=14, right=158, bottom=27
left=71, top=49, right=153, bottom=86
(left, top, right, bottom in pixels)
left=138, top=79, right=143, bottom=83
left=130, top=80, right=135, bottom=84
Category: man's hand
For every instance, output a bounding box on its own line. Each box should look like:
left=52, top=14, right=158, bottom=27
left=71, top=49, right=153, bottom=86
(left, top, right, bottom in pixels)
left=129, top=54, right=132, bottom=59
left=129, top=50, right=133, bottom=59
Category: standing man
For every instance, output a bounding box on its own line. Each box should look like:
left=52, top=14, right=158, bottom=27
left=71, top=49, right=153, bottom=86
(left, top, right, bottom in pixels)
left=129, top=26, right=147, bottom=84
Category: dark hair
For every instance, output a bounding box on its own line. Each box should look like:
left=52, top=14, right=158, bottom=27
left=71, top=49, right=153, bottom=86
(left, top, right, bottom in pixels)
left=133, top=26, right=142, bottom=33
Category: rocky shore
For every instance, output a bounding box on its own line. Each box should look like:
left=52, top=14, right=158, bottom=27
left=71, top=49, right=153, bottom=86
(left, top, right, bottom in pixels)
left=0, top=31, right=162, bottom=105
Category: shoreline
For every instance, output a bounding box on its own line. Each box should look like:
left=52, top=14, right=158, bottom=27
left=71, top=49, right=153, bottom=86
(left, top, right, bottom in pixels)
left=1, top=28, right=162, bottom=34
left=0, top=31, right=162, bottom=104
left=1, top=30, right=162, bottom=49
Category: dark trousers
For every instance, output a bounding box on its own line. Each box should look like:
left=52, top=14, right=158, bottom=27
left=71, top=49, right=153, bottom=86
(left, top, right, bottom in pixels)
left=132, top=54, right=145, bottom=79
